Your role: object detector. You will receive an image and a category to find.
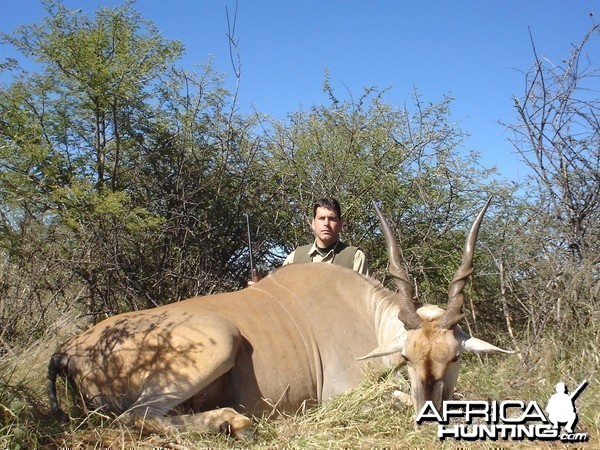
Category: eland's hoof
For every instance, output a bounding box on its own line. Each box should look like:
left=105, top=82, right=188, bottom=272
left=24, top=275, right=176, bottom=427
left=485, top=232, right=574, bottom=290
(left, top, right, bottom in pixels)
left=392, top=390, right=412, bottom=410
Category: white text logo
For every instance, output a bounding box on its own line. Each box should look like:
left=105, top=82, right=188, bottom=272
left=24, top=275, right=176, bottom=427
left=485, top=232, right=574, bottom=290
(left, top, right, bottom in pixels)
left=416, top=380, right=589, bottom=442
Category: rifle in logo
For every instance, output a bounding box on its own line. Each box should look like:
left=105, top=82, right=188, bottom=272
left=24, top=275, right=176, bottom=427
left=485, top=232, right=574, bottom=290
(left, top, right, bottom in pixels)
left=545, top=379, right=588, bottom=433
left=570, top=379, right=589, bottom=401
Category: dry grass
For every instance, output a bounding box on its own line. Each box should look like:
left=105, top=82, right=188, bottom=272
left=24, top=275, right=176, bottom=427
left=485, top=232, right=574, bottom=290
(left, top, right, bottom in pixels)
left=1, top=315, right=598, bottom=449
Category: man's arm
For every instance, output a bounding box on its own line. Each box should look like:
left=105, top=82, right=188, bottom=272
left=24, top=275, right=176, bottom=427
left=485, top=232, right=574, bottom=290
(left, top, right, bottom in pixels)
left=282, top=250, right=295, bottom=266
left=353, top=249, right=369, bottom=276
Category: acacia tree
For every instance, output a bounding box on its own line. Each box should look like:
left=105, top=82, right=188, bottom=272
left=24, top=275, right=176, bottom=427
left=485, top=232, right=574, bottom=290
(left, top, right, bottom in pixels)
left=261, top=82, right=502, bottom=313
left=501, top=24, right=600, bottom=340
left=1, top=1, right=282, bottom=331
left=2, top=1, right=185, bottom=318
left=1, top=2, right=256, bottom=325
left=2, top=0, right=184, bottom=193
left=508, top=25, right=599, bottom=262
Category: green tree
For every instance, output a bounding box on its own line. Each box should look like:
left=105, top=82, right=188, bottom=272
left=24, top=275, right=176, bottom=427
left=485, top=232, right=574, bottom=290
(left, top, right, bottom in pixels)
left=261, top=82, right=501, bottom=309
left=2, top=0, right=184, bottom=192
left=0, top=1, right=229, bottom=324
left=1, top=1, right=273, bottom=326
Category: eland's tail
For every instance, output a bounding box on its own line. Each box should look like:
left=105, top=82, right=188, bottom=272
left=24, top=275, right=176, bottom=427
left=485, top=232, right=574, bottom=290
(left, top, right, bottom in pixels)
left=47, top=353, right=69, bottom=423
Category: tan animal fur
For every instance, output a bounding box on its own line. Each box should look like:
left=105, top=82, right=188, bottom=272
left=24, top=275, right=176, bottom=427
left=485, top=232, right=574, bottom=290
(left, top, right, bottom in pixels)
left=48, top=199, right=511, bottom=437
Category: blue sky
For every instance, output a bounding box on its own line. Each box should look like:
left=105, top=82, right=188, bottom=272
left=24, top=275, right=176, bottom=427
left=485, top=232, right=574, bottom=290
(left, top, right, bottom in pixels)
left=1, top=1, right=598, bottom=181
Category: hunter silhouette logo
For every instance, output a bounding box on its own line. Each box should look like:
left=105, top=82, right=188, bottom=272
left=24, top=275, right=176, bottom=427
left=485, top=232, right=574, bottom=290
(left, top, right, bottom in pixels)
left=416, top=379, right=589, bottom=442
left=545, top=380, right=587, bottom=435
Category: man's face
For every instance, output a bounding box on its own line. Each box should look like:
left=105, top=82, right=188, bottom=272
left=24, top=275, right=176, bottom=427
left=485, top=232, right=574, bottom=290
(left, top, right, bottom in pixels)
left=312, top=206, right=343, bottom=248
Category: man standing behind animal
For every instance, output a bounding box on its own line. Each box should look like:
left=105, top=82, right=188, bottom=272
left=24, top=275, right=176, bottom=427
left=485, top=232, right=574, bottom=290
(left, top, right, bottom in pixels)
left=248, top=198, right=368, bottom=286
left=283, top=197, right=368, bottom=275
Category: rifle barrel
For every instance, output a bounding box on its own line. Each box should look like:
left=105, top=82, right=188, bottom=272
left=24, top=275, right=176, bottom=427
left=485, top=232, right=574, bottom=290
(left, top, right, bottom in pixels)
left=245, top=214, right=259, bottom=282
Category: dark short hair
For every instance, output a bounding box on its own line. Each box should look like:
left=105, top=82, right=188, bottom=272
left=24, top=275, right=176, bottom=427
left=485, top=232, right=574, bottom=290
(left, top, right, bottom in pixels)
left=313, top=198, right=342, bottom=219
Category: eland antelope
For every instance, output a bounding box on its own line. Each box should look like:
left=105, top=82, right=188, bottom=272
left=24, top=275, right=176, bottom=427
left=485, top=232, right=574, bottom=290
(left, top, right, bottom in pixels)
left=48, top=199, right=512, bottom=437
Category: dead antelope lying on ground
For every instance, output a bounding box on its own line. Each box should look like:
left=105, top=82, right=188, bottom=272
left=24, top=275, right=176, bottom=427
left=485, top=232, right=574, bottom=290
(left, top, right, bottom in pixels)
left=48, top=199, right=512, bottom=438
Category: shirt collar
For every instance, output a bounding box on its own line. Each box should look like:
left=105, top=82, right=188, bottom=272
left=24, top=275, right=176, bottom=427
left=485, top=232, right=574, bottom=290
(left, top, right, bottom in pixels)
left=307, top=240, right=340, bottom=257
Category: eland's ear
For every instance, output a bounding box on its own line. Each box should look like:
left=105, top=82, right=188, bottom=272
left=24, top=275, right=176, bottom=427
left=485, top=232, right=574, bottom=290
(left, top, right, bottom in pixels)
left=462, top=336, right=514, bottom=354
left=356, top=334, right=406, bottom=361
